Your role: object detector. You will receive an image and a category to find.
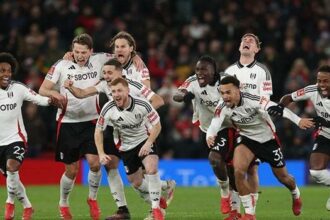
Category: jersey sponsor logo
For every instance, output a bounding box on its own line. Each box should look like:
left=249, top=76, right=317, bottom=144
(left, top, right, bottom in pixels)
left=297, top=89, right=305, bottom=97
left=200, top=98, right=218, bottom=106
left=263, top=81, right=272, bottom=91
left=67, top=71, right=98, bottom=81
left=316, top=101, right=323, bottom=107
left=7, top=91, right=13, bottom=98
left=121, top=121, right=143, bottom=129
left=0, top=103, right=17, bottom=111
left=235, top=111, right=258, bottom=124
left=135, top=114, right=142, bottom=119
left=201, top=90, right=208, bottom=95
left=200, top=98, right=218, bottom=107
left=68, top=65, right=75, bottom=70
left=241, top=83, right=257, bottom=90
left=320, top=112, right=330, bottom=118
left=250, top=73, right=256, bottom=79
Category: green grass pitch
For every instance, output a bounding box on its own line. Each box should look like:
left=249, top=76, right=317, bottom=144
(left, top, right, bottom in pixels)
left=0, top=186, right=329, bottom=219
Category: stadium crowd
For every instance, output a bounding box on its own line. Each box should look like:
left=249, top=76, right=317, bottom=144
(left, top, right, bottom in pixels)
left=0, top=0, right=329, bottom=159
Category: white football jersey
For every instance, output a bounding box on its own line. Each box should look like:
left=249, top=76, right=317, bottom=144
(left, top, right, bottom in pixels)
left=95, top=79, right=154, bottom=101
left=179, top=74, right=225, bottom=132
left=225, top=60, right=272, bottom=97
left=122, top=59, right=150, bottom=83
left=291, top=84, right=330, bottom=139
left=96, top=96, right=160, bottom=151
left=0, top=81, right=50, bottom=145
left=46, top=53, right=113, bottom=122
left=207, top=93, right=301, bottom=143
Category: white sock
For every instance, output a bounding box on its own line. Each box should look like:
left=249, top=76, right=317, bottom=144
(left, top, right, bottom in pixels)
left=59, top=174, right=75, bottom=206
left=16, top=180, right=32, bottom=208
left=107, top=169, right=127, bottom=207
left=231, top=190, right=241, bottom=213
left=147, top=173, right=161, bottom=209
left=88, top=170, right=101, bottom=200
left=6, top=171, right=19, bottom=204
left=218, top=178, right=230, bottom=198
left=310, top=169, right=330, bottom=186
left=291, top=186, right=300, bottom=199
left=160, top=180, right=168, bottom=191
left=251, top=192, right=259, bottom=213
left=133, top=178, right=151, bottom=204
left=240, top=194, right=255, bottom=215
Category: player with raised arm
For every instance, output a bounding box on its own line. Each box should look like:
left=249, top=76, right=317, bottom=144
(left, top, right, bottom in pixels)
left=95, top=78, right=165, bottom=220
left=224, top=33, right=272, bottom=219
left=173, top=55, right=234, bottom=215
left=268, top=65, right=330, bottom=210
left=207, top=76, right=313, bottom=220
left=64, top=58, right=175, bottom=219
left=109, top=31, right=151, bottom=88
left=0, top=52, right=61, bottom=220
left=39, top=33, right=111, bottom=220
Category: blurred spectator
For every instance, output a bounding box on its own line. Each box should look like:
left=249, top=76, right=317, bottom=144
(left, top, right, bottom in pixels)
left=147, top=47, right=174, bottom=87
left=23, top=103, right=48, bottom=158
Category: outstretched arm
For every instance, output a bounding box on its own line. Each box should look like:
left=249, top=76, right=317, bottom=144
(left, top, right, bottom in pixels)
left=64, top=79, right=98, bottom=98
left=173, top=89, right=195, bottom=103
left=149, top=93, right=165, bottom=109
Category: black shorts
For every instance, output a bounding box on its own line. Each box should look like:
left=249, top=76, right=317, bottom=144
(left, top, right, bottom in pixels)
left=312, top=135, right=330, bottom=156
left=56, top=121, right=98, bottom=164
left=237, top=136, right=285, bottom=168
left=0, top=142, right=25, bottom=176
left=121, top=139, right=158, bottom=175
left=201, top=128, right=236, bottom=163
left=103, top=126, right=121, bottom=158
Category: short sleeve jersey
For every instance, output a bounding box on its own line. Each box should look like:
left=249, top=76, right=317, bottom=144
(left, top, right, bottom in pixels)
left=179, top=75, right=223, bottom=132
left=214, top=92, right=276, bottom=143
left=46, top=53, right=112, bottom=122
left=122, top=59, right=150, bottom=83
left=0, top=81, right=49, bottom=145
left=225, top=60, right=272, bottom=97
left=96, top=96, right=160, bottom=151
left=291, top=85, right=330, bottom=139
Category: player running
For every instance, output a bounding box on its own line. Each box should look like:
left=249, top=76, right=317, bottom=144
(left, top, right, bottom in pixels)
left=268, top=65, right=330, bottom=210
left=0, top=52, right=61, bottom=220
left=207, top=76, right=313, bottom=220
left=173, top=55, right=234, bottom=215
left=95, top=78, right=165, bottom=220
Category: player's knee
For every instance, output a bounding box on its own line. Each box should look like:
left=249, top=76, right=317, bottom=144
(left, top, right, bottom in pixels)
left=208, top=152, right=223, bottom=167
left=6, top=165, right=19, bottom=172
left=234, top=168, right=246, bottom=180
left=6, top=161, right=20, bottom=172
left=310, top=169, right=330, bottom=185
